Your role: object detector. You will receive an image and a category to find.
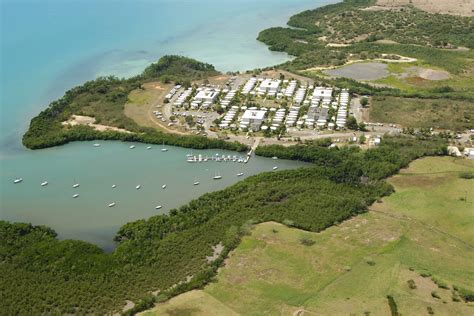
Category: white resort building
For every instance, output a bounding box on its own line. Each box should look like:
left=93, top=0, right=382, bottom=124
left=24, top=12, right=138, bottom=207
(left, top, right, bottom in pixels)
left=257, top=79, right=281, bottom=96
left=240, top=109, right=266, bottom=131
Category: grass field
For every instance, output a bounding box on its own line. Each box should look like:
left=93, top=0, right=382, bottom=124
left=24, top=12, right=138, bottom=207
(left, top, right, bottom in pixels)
left=370, top=96, right=473, bottom=130
left=144, top=157, right=474, bottom=315
left=123, top=82, right=171, bottom=129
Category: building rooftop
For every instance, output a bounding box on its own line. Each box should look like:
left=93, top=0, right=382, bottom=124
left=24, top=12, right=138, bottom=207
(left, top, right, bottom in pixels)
left=259, top=79, right=281, bottom=90
left=241, top=109, right=266, bottom=120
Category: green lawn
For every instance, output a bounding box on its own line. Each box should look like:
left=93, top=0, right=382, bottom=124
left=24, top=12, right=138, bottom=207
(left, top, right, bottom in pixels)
left=145, top=157, right=474, bottom=315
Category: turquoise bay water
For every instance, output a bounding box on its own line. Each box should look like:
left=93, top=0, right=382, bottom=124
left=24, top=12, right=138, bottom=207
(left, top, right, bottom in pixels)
left=0, top=0, right=334, bottom=248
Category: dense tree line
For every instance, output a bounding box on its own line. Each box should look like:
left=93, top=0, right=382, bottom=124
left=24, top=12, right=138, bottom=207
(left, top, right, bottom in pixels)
left=1, top=136, right=450, bottom=314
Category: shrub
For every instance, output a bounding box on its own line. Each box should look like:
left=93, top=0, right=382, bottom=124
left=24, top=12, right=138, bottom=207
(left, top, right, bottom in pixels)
left=432, top=277, right=449, bottom=289
left=386, top=295, right=399, bottom=316
left=427, top=306, right=434, bottom=315
left=299, top=237, right=316, bottom=246
left=366, top=257, right=376, bottom=266
left=459, top=171, right=474, bottom=179
left=407, top=279, right=417, bottom=290
left=431, top=291, right=441, bottom=299
left=454, top=286, right=474, bottom=302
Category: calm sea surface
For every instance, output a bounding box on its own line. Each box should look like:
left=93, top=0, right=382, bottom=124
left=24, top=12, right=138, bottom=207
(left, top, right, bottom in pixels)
left=0, top=0, right=335, bottom=249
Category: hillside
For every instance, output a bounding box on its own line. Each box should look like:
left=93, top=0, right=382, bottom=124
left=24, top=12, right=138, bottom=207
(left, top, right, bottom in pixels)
left=377, top=0, right=474, bottom=17
left=143, top=157, right=474, bottom=315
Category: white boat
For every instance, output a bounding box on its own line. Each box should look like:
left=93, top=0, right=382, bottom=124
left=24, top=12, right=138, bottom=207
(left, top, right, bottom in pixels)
left=112, top=184, right=117, bottom=188
left=272, top=156, right=278, bottom=160
left=237, top=172, right=244, bottom=177
left=146, top=146, right=152, bottom=150
left=155, top=205, right=162, bottom=209
left=13, top=178, right=23, bottom=184
left=162, top=184, right=167, bottom=189
left=193, top=181, right=200, bottom=185
left=161, top=142, right=168, bottom=152
left=72, top=194, right=79, bottom=198
left=108, top=202, right=116, bottom=207
left=73, top=183, right=80, bottom=188
left=129, top=145, right=135, bottom=149
left=136, top=185, right=141, bottom=190
left=93, top=143, right=101, bottom=147
left=41, top=181, right=48, bottom=186
left=272, top=166, right=278, bottom=170
left=213, top=172, right=222, bottom=180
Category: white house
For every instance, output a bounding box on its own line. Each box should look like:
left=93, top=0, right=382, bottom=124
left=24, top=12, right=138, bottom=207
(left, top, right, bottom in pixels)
left=194, top=88, right=219, bottom=103
left=240, top=109, right=266, bottom=131
left=258, top=79, right=281, bottom=94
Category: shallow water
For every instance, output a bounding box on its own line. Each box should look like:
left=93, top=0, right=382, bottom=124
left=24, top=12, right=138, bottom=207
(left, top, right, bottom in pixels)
left=1, top=141, right=309, bottom=249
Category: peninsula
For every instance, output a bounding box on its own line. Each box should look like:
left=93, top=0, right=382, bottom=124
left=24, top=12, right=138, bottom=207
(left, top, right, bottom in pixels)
left=2, top=0, right=473, bottom=315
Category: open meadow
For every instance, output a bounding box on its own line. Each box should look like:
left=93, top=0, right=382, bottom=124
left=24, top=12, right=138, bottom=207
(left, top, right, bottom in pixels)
left=369, top=96, right=473, bottom=130
left=144, top=157, right=474, bottom=315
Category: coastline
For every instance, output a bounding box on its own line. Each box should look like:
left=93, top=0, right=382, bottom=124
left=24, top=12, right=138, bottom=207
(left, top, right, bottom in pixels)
left=2, top=0, right=471, bottom=314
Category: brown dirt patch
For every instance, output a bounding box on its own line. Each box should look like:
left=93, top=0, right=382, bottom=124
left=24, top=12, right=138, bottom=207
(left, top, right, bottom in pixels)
left=376, top=0, right=474, bottom=16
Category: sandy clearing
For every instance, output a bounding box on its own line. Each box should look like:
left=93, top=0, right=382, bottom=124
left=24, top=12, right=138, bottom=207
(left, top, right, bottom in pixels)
left=376, top=0, right=474, bottom=17
left=400, top=66, right=452, bottom=81
left=305, top=55, right=417, bottom=72
left=61, top=115, right=132, bottom=133
left=417, top=68, right=451, bottom=80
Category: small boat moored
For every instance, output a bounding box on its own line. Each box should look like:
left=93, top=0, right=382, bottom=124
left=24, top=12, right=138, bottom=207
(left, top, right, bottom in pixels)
left=237, top=172, right=244, bottom=177
left=213, top=171, right=222, bottom=180
left=272, top=156, right=278, bottom=160
left=41, top=181, right=48, bottom=186
left=129, top=145, right=135, bottom=149
left=112, top=184, right=117, bottom=188
left=72, top=194, right=79, bottom=198
left=73, top=183, right=80, bottom=188
left=146, top=146, right=152, bottom=150
left=155, top=205, right=162, bottom=209
left=13, top=178, right=23, bottom=184
left=272, top=166, right=278, bottom=170
left=108, top=202, right=116, bottom=207
left=162, top=184, right=167, bottom=189
left=193, top=181, right=200, bottom=185
left=136, top=185, right=141, bottom=190
left=93, top=143, right=101, bottom=147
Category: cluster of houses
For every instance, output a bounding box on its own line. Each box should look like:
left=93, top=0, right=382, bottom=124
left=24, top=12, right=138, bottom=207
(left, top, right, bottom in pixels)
left=173, top=88, right=193, bottom=107
left=241, top=77, right=257, bottom=95
left=219, top=89, right=237, bottom=109
left=212, top=77, right=352, bottom=133
left=164, top=76, right=352, bottom=135
left=165, top=84, right=181, bottom=100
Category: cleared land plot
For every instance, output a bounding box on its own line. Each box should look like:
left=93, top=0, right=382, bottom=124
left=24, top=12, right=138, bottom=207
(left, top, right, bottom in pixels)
left=145, top=157, right=474, bottom=315
left=370, top=96, right=473, bottom=130
left=324, top=62, right=389, bottom=80
left=373, top=61, right=474, bottom=97
left=124, top=82, right=172, bottom=129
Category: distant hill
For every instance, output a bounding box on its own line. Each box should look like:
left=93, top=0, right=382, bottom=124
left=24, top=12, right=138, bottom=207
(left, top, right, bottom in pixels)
left=376, top=0, right=474, bottom=16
